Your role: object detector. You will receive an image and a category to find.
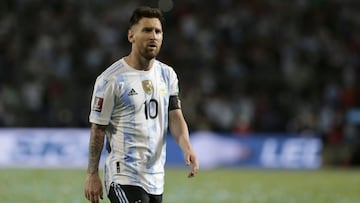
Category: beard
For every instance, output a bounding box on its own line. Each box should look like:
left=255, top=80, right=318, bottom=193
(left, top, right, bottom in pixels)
left=139, top=44, right=161, bottom=60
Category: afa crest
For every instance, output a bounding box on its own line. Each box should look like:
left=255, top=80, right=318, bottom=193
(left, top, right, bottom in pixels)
left=142, top=80, right=153, bottom=95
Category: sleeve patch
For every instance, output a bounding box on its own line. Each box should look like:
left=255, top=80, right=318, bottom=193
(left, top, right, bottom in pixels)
left=93, top=97, right=104, bottom=112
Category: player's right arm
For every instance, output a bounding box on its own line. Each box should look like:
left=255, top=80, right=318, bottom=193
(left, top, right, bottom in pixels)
left=85, top=72, right=117, bottom=202
left=84, top=123, right=106, bottom=203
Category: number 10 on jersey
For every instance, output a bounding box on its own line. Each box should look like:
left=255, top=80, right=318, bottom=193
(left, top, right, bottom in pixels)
left=144, top=99, right=158, bottom=119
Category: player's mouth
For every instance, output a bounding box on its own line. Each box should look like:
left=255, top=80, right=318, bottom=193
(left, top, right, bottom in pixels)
left=147, top=42, right=158, bottom=49
left=148, top=45, right=157, bottom=50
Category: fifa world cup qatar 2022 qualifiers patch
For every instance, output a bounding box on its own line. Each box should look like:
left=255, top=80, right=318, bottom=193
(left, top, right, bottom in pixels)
left=93, top=97, right=104, bottom=112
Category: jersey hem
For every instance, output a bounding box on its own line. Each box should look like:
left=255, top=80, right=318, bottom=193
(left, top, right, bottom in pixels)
left=89, top=117, right=109, bottom=125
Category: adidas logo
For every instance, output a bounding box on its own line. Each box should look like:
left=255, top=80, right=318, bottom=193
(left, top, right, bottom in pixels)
left=128, top=88, right=138, bottom=96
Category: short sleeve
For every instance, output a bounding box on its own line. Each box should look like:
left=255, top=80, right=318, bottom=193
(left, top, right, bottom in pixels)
left=169, top=68, right=179, bottom=96
left=89, top=76, right=117, bottom=125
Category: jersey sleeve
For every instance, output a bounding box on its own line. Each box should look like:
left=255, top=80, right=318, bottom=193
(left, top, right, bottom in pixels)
left=89, top=76, right=118, bottom=125
left=169, top=68, right=179, bottom=96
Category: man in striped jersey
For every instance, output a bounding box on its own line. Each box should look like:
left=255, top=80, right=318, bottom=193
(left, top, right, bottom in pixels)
left=84, top=6, right=199, bottom=203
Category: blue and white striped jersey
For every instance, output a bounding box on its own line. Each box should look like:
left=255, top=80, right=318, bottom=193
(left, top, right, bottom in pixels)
left=89, top=58, right=179, bottom=195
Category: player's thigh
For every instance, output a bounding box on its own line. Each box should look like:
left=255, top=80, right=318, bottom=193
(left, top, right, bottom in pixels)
left=108, top=182, right=149, bottom=203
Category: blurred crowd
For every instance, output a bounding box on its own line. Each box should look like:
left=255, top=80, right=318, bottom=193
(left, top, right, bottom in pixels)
left=0, top=0, right=359, bottom=163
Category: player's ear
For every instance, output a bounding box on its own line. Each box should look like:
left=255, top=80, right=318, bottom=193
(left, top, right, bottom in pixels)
left=128, top=29, right=135, bottom=43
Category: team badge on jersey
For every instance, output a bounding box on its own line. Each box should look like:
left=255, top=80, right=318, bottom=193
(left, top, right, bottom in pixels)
left=93, top=97, right=104, bottom=112
left=142, top=80, right=153, bottom=95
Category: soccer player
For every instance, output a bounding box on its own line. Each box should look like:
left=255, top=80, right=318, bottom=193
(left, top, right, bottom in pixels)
left=84, top=6, right=199, bottom=203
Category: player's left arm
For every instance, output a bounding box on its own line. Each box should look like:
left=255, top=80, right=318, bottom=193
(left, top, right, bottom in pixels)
left=168, top=96, right=199, bottom=178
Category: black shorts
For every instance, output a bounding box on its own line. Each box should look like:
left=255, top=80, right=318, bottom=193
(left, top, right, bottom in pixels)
left=108, top=182, right=163, bottom=203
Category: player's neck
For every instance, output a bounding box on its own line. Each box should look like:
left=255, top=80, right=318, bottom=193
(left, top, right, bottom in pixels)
left=124, top=54, right=154, bottom=71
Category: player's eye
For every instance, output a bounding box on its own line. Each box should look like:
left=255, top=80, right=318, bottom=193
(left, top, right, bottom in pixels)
left=143, top=28, right=153, bottom=33
left=155, top=29, right=162, bottom=34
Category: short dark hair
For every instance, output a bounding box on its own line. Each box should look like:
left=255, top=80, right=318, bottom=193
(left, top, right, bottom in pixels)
left=129, top=6, right=164, bottom=28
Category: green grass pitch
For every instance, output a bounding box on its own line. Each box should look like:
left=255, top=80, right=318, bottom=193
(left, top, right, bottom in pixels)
left=0, top=168, right=359, bottom=203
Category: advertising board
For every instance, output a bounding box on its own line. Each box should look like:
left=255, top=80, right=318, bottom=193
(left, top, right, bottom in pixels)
left=0, top=129, right=322, bottom=169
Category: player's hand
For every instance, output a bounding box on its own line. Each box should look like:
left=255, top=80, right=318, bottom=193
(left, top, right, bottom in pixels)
left=184, top=148, right=199, bottom=178
left=84, top=173, right=103, bottom=203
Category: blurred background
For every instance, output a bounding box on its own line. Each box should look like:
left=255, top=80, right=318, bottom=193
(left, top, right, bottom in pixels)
left=1, top=1, right=360, bottom=202
left=0, top=0, right=360, bottom=168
